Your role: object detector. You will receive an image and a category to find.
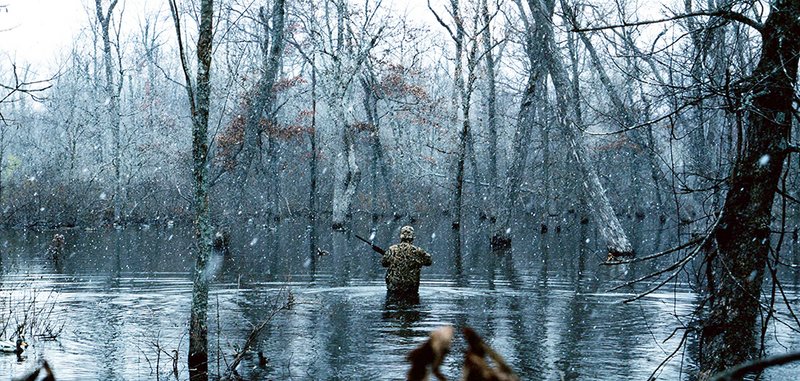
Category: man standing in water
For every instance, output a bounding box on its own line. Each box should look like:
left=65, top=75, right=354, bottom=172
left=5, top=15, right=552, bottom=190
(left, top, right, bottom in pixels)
left=382, top=226, right=432, bottom=296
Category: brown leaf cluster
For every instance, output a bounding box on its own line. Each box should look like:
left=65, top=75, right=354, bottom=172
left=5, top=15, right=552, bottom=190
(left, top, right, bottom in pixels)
left=214, top=114, right=245, bottom=170
left=406, top=326, right=519, bottom=381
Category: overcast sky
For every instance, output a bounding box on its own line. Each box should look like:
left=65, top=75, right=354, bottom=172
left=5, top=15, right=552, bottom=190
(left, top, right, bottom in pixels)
left=1, top=0, right=86, bottom=70
left=1, top=0, right=437, bottom=75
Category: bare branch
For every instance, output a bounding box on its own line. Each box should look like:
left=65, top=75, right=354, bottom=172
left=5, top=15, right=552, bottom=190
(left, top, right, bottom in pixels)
left=601, top=235, right=704, bottom=266
left=607, top=213, right=722, bottom=303
left=427, top=0, right=457, bottom=42
left=708, top=351, right=800, bottom=381
left=168, top=0, right=197, bottom=116
left=0, top=63, right=53, bottom=124
left=572, top=10, right=764, bottom=34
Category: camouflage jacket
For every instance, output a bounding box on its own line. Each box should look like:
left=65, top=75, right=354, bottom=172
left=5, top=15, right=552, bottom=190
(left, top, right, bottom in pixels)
left=381, top=242, right=432, bottom=293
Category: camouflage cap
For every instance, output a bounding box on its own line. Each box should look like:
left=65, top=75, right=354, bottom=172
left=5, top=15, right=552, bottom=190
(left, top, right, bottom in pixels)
left=400, top=226, right=415, bottom=241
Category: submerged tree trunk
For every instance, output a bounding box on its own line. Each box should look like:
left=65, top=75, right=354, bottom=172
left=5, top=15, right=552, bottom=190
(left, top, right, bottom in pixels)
left=701, top=2, right=800, bottom=377
left=169, top=0, right=214, bottom=379
left=538, top=0, right=633, bottom=256
left=491, top=0, right=547, bottom=249
left=481, top=0, right=499, bottom=219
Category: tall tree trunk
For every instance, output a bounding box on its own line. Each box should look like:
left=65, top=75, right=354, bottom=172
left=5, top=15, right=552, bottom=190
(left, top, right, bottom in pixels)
left=429, top=0, right=476, bottom=230
left=448, top=1, right=480, bottom=232
left=452, top=116, right=470, bottom=230
left=261, top=1, right=286, bottom=223
left=331, top=98, right=361, bottom=230
left=491, top=0, right=547, bottom=249
left=95, top=0, right=122, bottom=225
left=326, top=0, right=378, bottom=230
left=169, top=0, right=214, bottom=379
left=537, top=0, right=633, bottom=256
left=360, top=73, right=394, bottom=222
left=448, top=0, right=466, bottom=231
left=701, top=2, right=800, bottom=377
left=189, top=1, right=213, bottom=376
left=231, top=1, right=286, bottom=222
left=481, top=0, right=499, bottom=219
left=564, top=1, right=667, bottom=221
left=309, top=62, right=318, bottom=223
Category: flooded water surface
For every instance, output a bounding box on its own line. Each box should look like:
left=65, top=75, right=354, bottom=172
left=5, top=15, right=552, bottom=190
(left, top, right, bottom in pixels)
left=0, top=218, right=798, bottom=380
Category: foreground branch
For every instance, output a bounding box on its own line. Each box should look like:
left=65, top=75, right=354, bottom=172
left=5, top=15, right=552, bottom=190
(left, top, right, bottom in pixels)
left=708, top=351, right=800, bottom=381
left=572, top=10, right=763, bottom=34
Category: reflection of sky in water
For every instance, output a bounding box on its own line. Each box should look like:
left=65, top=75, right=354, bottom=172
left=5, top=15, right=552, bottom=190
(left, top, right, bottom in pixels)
left=0, top=217, right=796, bottom=380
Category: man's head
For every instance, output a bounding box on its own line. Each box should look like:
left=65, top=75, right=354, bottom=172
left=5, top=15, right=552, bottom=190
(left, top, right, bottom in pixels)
left=400, top=226, right=415, bottom=242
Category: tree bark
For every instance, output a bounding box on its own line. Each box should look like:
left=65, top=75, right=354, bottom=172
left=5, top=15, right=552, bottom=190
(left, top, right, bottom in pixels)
left=189, top=0, right=213, bottom=373
left=229, top=1, right=286, bottom=222
left=491, top=0, right=547, bottom=249
left=481, top=0, right=499, bottom=219
left=309, top=60, right=318, bottom=223
left=331, top=97, right=361, bottom=230
left=261, top=1, right=286, bottom=223
left=701, top=1, right=800, bottom=377
left=538, top=0, right=634, bottom=256
left=94, top=0, right=122, bottom=225
left=327, top=0, right=380, bottom=230
left=169, top=0, right=214, bottom=379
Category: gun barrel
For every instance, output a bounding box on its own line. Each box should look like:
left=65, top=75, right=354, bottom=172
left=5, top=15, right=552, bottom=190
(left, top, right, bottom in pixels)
left=355, top=234, right=385, bottom=255
left=354, top=234, right=371, bottom=244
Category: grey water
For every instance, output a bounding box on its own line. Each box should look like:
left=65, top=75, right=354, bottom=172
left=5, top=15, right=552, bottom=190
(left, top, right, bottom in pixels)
left=0, top=217, right=798, bottom=380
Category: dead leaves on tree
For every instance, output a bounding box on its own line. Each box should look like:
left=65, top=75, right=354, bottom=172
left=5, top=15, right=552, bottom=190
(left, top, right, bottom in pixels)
left=407, top=325, right=519, bottom=381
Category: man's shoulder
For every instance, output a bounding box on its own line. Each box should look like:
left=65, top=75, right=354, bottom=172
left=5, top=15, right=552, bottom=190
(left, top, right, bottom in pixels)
left=388, top=242, right=417, bottom=251
left=387, top=243, right=403, bottom=252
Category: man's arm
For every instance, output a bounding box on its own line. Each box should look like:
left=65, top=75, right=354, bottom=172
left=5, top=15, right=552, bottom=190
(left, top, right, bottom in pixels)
left=381, top=246, right=392, bottom=267
left=419, top=248, right=432, bottom=266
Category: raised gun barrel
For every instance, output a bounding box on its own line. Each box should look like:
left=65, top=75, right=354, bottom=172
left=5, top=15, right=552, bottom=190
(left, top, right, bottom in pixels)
left=355, top=233, right=385, bottom=255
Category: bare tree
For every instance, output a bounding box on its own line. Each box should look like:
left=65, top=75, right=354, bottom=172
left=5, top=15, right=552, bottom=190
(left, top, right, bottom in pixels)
left=491, top=0, right=547, bottom=249
left=580, top=0, right=800, bottom=376
left=221, top=1, right=287, bottom=223
left=429, top=0, right=486, bottom=235
left=94, top=0, right=124, bottom=225
left=701, top=2, right=800, bottom=377
left=320, top=0, right=383, bottom=230
left=538, top=0, right=634, bottom=257
left=168, top=0, right=214, bottom=379
left=480, top=0, right=500, bottom=221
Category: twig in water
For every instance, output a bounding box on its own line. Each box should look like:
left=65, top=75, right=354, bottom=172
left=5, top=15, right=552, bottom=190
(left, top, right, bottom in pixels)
left=225, top=287, right=294, bottom=377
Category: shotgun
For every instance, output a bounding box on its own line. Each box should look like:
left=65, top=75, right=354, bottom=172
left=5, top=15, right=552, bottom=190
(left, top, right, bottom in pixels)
left=354, top=233, right=385, bottom=255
